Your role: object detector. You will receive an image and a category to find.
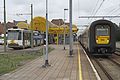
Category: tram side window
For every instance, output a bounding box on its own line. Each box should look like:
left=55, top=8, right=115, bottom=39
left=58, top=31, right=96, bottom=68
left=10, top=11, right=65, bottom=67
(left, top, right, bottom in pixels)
left=28, top=33, right=31, bottom=41
left=23, top=32, right=31, bottom=40
left=24, top=33, right=27, bottom=40
left=24, top=33, right=28, bottom=40
left=18, top=32, right=21, bottom=40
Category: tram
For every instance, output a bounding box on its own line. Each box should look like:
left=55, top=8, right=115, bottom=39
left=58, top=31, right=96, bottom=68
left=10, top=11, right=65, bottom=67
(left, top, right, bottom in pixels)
left=7, top=27, right=44, bottom=49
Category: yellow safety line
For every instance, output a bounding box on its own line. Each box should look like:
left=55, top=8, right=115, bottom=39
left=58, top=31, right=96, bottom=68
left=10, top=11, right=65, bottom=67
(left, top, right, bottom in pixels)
left=78, top=45, right=83, bottom=80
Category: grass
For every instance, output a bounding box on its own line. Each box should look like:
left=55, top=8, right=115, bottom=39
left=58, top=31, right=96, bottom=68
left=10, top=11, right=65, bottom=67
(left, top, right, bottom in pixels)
left=0, top=47, right=54, bottom=75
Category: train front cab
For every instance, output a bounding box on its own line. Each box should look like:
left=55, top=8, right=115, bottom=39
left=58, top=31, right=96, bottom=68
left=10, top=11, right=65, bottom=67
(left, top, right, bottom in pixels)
left=89, top=20, right=116, bottom=56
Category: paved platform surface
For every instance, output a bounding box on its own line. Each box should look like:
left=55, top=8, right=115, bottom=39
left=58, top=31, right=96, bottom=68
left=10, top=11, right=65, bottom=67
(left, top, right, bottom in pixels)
left=0, top=44, right=79, bottom=80
left=79, top=45, right=97, bottom=80
left=0, top=42, right=98, bottom=80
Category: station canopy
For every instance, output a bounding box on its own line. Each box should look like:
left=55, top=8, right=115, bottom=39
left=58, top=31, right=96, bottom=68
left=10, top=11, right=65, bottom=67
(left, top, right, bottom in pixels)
left=16, top=22, right=29, bottom=29
left=30, top=16, right=78, bottom=34
left=48, top=24, right=78, bottom=34
left=30, top=16, right=58, bottom=31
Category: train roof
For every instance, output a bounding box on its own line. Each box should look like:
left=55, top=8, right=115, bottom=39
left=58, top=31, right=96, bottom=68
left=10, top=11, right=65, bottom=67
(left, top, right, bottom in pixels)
left=79, top=19, right=116, bottom=36
left=90, top=19, right=114, bottom=26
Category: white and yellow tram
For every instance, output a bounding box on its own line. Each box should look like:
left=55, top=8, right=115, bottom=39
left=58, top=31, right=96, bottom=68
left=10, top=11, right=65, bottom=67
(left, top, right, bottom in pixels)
left=7, top=27, right=44, bottom=49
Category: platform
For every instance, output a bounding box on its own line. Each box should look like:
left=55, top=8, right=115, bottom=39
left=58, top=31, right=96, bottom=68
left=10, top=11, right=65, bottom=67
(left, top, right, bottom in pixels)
left=0, top=42, right=97, bottom=80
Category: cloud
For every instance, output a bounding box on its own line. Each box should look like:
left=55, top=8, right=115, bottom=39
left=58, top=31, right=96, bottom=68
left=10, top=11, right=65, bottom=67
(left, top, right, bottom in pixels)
left=0, top=0, right=119, bottom=26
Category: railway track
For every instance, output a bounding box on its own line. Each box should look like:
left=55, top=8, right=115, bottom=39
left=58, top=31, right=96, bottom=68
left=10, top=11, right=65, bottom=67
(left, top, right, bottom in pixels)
left=114, top=52, right=120, bottom=56
left=80, top=43, right=113, bottom=80
left=94, top=57, right=120, bottom=80
left=116, top=48, right=120, bottom=52
left=80, top=42, right=120, bottom=80
left=94, top=58, right=114, bottom=80
left=109, top=58, right=120, bottom=67
left=115, top=48, right=120, bottom=56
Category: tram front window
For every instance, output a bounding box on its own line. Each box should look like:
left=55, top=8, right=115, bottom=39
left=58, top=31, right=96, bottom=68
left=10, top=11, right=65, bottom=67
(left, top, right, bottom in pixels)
left=8, top=30, right=21, bottom=40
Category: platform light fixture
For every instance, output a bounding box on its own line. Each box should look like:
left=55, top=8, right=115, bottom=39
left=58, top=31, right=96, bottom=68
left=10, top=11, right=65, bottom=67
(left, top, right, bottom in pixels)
left=31, top=4, right=33, bottom=48
left=42, top=0, right=50, bottom=67
left=63, top=8, right=68, bottom=50
left=45, top=0, right=49, bottom=66
left=4, top=0, right=7, bottom=52
left=69, top=0, right=73, bottom=56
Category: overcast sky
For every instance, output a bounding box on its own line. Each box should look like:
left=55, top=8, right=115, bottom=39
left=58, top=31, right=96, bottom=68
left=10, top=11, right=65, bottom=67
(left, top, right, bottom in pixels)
left=0, top=0, right=120, bottom=29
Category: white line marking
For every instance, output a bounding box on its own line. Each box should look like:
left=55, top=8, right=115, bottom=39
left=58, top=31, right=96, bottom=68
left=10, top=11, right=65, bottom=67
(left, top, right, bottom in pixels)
left=82, top=48, right=101, bottom=80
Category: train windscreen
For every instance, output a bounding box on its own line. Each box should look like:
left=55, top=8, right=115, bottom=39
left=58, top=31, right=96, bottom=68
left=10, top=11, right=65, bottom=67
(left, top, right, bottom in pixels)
left=8, top=30, right=21, bottom=40
left=96, top=25, right=110, bottom=36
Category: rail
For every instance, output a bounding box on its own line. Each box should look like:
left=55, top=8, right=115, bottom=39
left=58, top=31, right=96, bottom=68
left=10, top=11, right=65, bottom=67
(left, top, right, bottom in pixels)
left=109, top=58, right=120, bottom=68
left=94, top=58, right=114, bottom=80
left=115, top=48, right=120, bottom=56
left=79, top=41, right=114, bottom=80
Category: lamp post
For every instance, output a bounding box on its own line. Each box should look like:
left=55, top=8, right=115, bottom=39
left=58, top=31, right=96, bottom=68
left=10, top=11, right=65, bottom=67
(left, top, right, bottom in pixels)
left=63, top=9, right=68, bottom=50
left=31, top=4, right=33, bottom=48
left=69, top=0, right=73, bottom=56
left=42, top=0, right=50, bottom=67
left=4, top=0, right=7, bottom=52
